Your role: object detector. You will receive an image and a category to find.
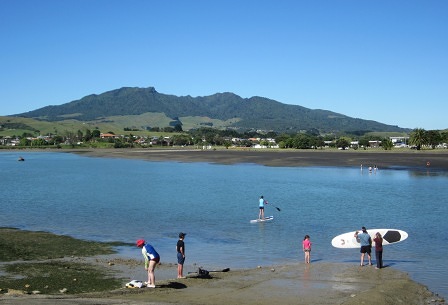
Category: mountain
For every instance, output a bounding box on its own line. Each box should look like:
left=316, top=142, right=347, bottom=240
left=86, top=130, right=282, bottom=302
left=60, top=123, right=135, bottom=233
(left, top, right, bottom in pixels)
left=14, top=87, right=409, bottom=134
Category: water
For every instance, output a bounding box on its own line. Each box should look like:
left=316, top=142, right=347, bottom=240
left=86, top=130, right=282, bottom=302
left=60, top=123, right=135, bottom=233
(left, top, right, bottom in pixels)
left=1, top=151, right=447, bottom=297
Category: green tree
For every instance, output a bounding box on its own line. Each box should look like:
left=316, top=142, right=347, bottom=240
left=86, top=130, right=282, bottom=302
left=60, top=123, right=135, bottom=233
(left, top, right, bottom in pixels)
left=311, top=136, right=325, bottom=149
left=52, top=135, right=64, bottom=145
left=32, top=138, right=47, bottom=146
left=441, top=131, right=448, bottom=143
left=275, top=134, right=291, bottom=146
left=358, top=137, right=370, bottom=148
left=260, top=139, right=270, bottom=147
left=77, top=130, right=83, bottom=142
left=84, top=129, right=92, bottom=142
left=336, top=137, right=350, bottom=150
left=22, top=132, right=33, bottom=138
left=382, top=138, right=393, bottom=150
left=409, top=128, right=427, bottom=150
left=92, top=129, right=101, bottom=138
left=292, top=134, right=312, bottom=149
left=172, top=134, right=191, bottom=146
left=426, top=130, right=441, bottom=149
left=19, top=137, right=30, bottom=146
left=174, top=124, right=183, bottom=132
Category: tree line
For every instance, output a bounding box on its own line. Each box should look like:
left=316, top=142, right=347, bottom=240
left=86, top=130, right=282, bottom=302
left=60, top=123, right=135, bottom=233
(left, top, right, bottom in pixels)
left=2, top=126, right=447, bottom=150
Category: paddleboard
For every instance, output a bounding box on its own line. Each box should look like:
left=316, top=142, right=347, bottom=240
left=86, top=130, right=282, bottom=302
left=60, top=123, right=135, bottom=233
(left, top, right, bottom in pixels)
left=331, top=228, right=408, bottom=248
left=250, top=216, right=274, bottom=223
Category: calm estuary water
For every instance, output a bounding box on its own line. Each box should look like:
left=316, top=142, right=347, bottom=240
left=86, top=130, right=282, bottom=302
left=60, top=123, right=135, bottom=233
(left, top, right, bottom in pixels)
left=1, top=151, right=447, bottom=297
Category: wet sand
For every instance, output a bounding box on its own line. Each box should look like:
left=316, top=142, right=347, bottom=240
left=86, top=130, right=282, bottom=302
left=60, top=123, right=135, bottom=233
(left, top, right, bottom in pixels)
left=71, top=148, right=448, bottom=170
left=1, top=259, right=444, bottom=305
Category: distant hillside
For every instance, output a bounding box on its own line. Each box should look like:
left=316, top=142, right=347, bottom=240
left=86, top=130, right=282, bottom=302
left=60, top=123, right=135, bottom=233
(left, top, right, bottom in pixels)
left=14, top=87, right=409, bottom=134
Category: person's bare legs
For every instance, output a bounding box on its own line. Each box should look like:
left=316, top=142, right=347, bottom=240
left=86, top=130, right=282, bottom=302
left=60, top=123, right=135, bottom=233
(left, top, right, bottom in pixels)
left=177, top=263, right=184, bottom=278
left=147, top=260, right=157, bottom=287
left=305, top=251, right=310, bottom=263
left=360, top=253, right=365, bottom=266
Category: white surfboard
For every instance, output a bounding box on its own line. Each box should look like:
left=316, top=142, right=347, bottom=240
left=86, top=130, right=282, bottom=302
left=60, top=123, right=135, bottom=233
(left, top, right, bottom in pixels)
left=250, top=216, right=274, bottom=223
left=331, top=229, right=408, bottom=249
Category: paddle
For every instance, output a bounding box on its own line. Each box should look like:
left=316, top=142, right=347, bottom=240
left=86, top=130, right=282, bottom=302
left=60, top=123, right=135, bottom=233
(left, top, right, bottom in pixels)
left=267, top=202, right=281, bottom=211
left=188, top=268, right=230, bottom=274
left=209, top=268, right=230, bottom=273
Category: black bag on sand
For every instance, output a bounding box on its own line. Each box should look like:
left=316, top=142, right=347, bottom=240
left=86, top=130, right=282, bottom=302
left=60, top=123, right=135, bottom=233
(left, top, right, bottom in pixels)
left=198, top=267, right=209, bottom=276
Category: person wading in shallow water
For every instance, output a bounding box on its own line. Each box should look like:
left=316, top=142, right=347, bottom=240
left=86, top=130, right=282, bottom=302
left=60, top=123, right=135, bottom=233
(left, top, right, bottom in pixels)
left=302, top=235, right=312, bottom=264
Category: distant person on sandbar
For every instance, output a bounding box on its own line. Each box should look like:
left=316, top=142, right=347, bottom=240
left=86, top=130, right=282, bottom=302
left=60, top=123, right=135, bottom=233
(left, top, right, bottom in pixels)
left=354, top=226, right=372, bottom=266
left=302, top=235, right=312, bottom=263
left=258, top=195, right=268, bottom=219
left=136, top=239, right=160, bottom=288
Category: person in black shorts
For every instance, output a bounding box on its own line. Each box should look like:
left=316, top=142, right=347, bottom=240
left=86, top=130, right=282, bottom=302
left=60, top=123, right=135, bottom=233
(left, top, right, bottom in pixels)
left=354, top=227, right=372, bottom=266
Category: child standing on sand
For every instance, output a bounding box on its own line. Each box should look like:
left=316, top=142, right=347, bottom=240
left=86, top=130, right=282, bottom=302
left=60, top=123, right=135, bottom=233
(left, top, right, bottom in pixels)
left=302, top=235, right=311, bottom=263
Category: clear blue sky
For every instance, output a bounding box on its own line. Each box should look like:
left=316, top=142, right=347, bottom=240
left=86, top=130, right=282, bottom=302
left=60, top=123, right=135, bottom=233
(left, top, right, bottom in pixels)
left=1, top=0, right=447, bottom=130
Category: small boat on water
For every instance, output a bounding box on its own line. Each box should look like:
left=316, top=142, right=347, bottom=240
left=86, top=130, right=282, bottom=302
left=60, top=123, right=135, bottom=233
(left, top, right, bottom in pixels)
left=18, top=156, right=25, bottom=161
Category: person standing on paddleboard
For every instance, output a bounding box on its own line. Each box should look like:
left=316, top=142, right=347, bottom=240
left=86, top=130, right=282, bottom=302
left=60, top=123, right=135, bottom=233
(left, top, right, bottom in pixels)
left=258, top=195, right=268, bottom=220
left=354, top=227, right=372, bottom=266
left=177, top=232, right=186, bottom=278
left=136, top=239, right=160, bottom=288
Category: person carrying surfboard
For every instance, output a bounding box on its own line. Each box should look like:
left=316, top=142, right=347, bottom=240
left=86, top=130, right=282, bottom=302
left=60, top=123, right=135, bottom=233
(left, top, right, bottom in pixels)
left=258, top=195, right=268, bottom=220
left=354, top=227, right=372, bottom=266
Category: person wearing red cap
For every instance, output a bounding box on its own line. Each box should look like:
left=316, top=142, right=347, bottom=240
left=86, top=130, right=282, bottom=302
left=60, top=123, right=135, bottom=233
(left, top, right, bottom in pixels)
left=136, top=239, right=160, bottom=288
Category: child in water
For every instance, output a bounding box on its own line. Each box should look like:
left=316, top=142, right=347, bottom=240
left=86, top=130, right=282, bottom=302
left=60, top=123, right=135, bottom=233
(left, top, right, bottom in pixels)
left=302, top=235, right=312, bottom=263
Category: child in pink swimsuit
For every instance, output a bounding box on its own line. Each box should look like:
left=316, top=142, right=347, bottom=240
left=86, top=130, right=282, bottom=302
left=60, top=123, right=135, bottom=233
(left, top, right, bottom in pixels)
left=302, top=235, right=311, bottom=264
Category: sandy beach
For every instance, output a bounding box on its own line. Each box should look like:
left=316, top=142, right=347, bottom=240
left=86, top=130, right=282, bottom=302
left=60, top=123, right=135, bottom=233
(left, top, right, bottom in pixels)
left=2, top=148, right=447, bottom=305
left=1, top=257, right=444, bottom=305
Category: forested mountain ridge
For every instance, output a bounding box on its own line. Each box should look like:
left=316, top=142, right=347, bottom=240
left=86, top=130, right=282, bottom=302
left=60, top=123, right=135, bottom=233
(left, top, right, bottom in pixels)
left=14, top=86, right=409, bottom=133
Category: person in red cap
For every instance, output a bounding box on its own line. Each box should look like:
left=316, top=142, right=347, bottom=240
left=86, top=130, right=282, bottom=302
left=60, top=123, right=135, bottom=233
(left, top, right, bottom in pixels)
left=136, top=239, right=160, bottom=288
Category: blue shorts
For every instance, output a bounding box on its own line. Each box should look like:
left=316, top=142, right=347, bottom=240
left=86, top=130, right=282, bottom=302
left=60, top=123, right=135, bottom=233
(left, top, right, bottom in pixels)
left=177, top=252, right=185, bottom=265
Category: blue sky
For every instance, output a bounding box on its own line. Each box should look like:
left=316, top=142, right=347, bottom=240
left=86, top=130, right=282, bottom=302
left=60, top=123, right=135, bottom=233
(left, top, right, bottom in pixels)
left=1, top=1, right=447, bottom=130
